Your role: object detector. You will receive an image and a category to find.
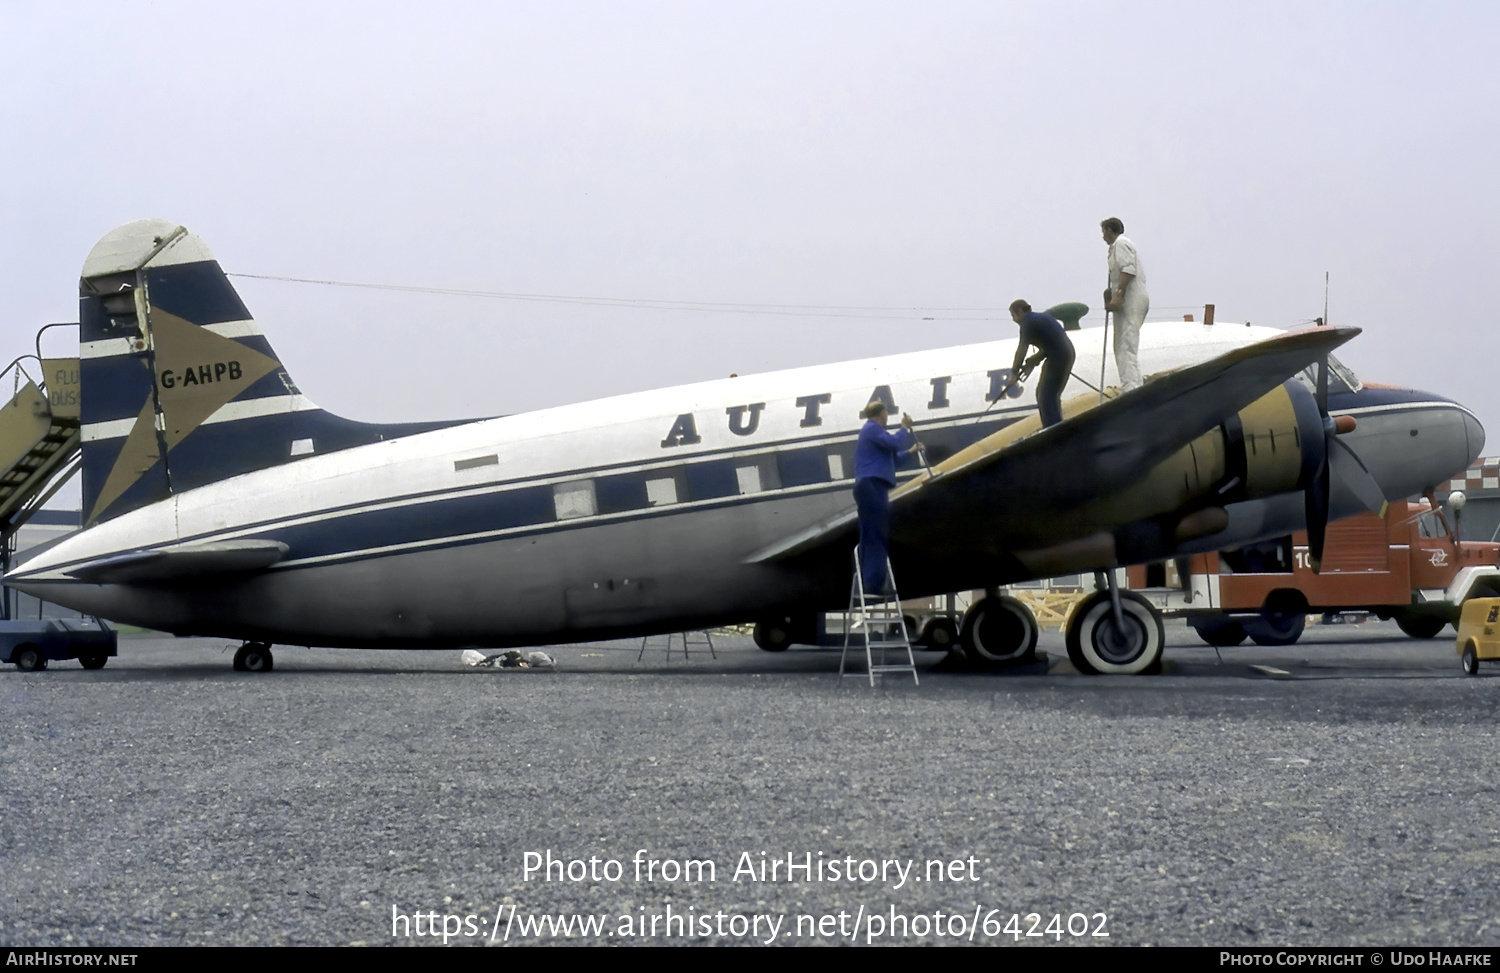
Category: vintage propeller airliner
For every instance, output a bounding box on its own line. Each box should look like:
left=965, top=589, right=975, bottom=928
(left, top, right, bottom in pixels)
left=5, top=220, right=1485, bottom=674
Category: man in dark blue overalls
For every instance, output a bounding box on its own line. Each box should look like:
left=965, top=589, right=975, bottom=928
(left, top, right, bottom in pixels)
left=854, top=400, right=918, bottom=596
left=1008, top=299, right=1076, bottom=429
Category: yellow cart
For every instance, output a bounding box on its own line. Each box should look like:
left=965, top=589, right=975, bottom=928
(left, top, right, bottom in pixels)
left=1456, top=598, right=1500, bottom=675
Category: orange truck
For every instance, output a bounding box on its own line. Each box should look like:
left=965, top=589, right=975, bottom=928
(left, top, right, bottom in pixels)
left=1128, top=498, right=1500, bottom=646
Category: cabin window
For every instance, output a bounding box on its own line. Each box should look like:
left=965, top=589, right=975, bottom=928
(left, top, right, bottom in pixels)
left=827, top=451, right=845, bottom=481
left=778, top=447, right=831, bottom=488
left=645, top=475, right=680, bottom=506
left=553, top=480, right=596, bottom=520
left=736, top=464, right=763, bottom=495
left=594, top=473, right=648, bottom=514
left=290, top=438, right=315, bottom=457
left=1293, top=354, right=1363, bottom=396
left=686, top=460, right=740, bottom=500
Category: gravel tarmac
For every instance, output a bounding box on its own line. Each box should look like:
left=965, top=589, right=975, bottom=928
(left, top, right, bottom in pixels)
left=2, top=618, right=1498, bottom=947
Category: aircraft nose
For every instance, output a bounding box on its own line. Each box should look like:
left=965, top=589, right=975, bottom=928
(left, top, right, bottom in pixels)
left=1464, top=409, right=1486, bottom=467
left=1337, top=388, right=1485, bottom=500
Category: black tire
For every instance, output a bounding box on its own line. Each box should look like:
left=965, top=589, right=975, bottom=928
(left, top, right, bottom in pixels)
left=959, top=595, right=1039, bottom=667
left=1064, top=590, right=1164, bottom=675
left=233, top=642, right=274, bottom=672
left=1462, top=642, right=1480, bottom=676
left=1190, top=617, right=1247, bottom=647
left=79, top=651, right=108, bottom=670
left=1246, top=610, right=1306, bottom=646
left=13, top=644, right=45, bottom=672
left=919, top=616, right=959, bottom=651
left=753, top=620, right=791, bottom=652
left=1395, top=612, right=1447, bottom=640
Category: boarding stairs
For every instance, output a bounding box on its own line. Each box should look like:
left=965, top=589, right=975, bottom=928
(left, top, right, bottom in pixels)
left=0, top=377, right=80, bottom=523
left=839, top=547, right=919, bottom=686
left=0, top=338, right=84, bottom=620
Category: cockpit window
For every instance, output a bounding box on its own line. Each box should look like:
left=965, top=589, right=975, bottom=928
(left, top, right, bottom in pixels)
left=1292, top=354, right=1363, bottom=395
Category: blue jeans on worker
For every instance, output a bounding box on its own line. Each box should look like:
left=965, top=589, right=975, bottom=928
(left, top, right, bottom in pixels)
left=854, top=477, right=893, bottom=595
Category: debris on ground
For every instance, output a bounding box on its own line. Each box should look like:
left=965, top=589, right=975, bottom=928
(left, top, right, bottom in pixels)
left=460, top=649, right=556, bottom=669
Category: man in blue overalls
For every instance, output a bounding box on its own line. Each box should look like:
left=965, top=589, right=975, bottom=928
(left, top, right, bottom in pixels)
left=1008, top=299, right=1076, bottom=429
left=854, top=400, right=919, bottom=596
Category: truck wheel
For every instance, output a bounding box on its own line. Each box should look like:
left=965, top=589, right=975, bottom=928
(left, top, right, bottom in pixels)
left=1190, top=617, right=1247, bottom=647
left=79, top=651, right=108, bottom=670
left=1462, top=642, right=1480, bottom=676
left=1395, top=613, right=1447, bottom=639
left=1246, top=610, right=1305, bottom=646
left=233, top=642, right=274, bottom=672
left=919, top=616, right=958, bottom=651
left=13, top=645, right=45, bottom=672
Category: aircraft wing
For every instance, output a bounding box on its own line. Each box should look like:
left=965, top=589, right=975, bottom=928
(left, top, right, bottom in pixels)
left=748, top=325, right=1359, bottom=565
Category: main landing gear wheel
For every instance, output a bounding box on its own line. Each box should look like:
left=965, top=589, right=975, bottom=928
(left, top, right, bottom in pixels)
left=753, top=620, right=792, bottom=652
left=1462, top=642, right=1480, bottom=676
left=1395, top=612, right=1447, bottom=640
left=1065, top=590, right=1164, bottom=675
left=13, top=644, right=45, bottom=672
left=233, top=642, right=274, bottom=672
left=959, top=595, right=1039, bottom=667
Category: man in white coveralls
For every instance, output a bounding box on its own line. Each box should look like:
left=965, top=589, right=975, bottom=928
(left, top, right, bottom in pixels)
left=1101, top=216, right=1149, bottom=391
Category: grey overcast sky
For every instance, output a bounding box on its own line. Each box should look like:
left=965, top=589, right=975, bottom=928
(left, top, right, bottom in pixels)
left=4, top=2, right=1497, bottom=457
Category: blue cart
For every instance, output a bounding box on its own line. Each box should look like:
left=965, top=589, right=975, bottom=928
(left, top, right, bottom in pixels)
left=0, top=618, right=117, bottom=671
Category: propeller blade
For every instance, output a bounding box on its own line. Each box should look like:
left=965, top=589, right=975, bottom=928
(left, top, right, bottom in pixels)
left=1305, top=436, right=1331, bottom=573
left=1328, top=436, right=1389, bottom=516
left=1303, top=354, right=1336, bottom=573
left=1306, top=425, right=1386, bottom=574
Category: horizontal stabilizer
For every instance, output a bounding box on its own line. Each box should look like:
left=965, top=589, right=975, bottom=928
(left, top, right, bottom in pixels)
left=66, top=539, right=289, bottom=584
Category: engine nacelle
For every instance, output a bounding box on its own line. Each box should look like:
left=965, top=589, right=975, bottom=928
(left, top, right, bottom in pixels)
left=1015, top=381, right=1326, bottom=574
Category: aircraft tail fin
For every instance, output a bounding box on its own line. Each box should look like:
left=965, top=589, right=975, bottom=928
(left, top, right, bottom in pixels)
left=78, top=220, right=458, bottom=526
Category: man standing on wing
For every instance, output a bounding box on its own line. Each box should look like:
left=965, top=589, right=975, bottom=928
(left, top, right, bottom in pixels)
left=1007, top=299, right=1075, bottom=429
left=1101, top=216, right=1149, bottom=391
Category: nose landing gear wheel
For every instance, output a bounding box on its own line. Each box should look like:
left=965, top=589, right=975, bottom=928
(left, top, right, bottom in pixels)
left=233, top=642, right=274, bottom=672
left=1065, top=590, right=1164, bottom=675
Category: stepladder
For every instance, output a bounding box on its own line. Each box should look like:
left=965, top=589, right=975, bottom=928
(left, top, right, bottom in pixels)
left=637, top=629, right=717, bottom=662
left=840, top=546, right=919, bottom=686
